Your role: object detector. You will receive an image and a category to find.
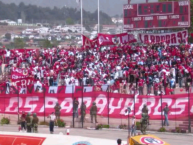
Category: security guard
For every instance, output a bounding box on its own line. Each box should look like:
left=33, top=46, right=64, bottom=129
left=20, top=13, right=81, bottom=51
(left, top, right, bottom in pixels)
left=81, top=102, right=86, bottom=122
left=32, top=113, right=39, bottom=133
left=140, top=104, right=149, bottom=134
left=26, top=113, right=32, bottom=133
left=54, top=102, right=61, bottom=120
left=90, top=102, right=98, bottom=123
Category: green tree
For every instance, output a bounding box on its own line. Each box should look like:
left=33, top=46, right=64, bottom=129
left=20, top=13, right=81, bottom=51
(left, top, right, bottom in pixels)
left=39, top=39, right=59, bottom=48
left=14, top=38, right=25, bottom=48
left=0, top=1, right=113, bottom=26
left=66, top=18, right=74, bottom=25
left=40, top=39, right=52, bottom=48
left=5, top=43, right=14, bottom=49
left=52, top=40, right=59, bottom=47
left=5, top=33, right=11, bottom=40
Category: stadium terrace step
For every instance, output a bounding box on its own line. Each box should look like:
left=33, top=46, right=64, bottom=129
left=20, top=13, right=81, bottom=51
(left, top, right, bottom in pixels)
left=148, top=125, right=176, bottom=131
left=181, top=121, right=189, bottom=124
left=178, top=124, right=188, bottom=128
left=0, top=124, right=49, bottom=128
left=179, top=124, right=193, bottom=128
left=178, top=120, right=193, bottom=130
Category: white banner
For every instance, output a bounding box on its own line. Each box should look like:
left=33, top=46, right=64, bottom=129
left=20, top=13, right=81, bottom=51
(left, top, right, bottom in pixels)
left=138, top=30, right=188, bottom=45
left=48, top=86, right=58, bottom=94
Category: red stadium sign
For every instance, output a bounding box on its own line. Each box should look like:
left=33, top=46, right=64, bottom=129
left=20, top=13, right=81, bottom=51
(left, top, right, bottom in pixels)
left=123, top=0, right=190, bottom=30
left=0, top=134, right=45, bottom=145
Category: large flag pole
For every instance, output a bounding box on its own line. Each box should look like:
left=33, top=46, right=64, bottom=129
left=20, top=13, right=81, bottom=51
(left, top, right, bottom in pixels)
left=98, top=0, right=100, bottom=33
left=81, top=0, right=83, bottom=34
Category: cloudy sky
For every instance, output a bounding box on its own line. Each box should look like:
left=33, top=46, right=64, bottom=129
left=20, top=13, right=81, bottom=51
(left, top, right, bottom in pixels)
left=1, top=0, right=157, bottom=16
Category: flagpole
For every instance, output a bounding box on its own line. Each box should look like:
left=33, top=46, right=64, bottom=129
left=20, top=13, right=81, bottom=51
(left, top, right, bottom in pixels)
left=81, top=0, right=83, bottom=34
left=98, top=0, right=100, bottom=33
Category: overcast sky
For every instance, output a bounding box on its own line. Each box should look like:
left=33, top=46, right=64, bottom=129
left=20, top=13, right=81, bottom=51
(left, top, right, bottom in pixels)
left=1, top=0, right=157, bottom=16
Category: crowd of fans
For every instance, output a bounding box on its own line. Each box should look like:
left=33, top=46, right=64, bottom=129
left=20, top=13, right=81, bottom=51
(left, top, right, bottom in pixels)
left=0, top=42, right=193, bottom=95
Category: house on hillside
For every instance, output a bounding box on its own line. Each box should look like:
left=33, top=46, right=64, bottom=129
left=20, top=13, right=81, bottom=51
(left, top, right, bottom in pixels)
left=0, top=19, right=17, bottom=25
left=73, top=34, right=81, bottom=40
left=62, top=24, right=86, bottom=33
left=22, top=29, right=34, bottom=35
left=111, top=17, right=123, bottom=24
left=94, top=24, right=117, bottom=32
left=36, top=27, right=50, bottom=35
left=103, top=25, right=117, bottom=31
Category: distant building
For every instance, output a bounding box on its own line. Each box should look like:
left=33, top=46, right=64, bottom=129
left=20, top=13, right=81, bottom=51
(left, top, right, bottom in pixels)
left=66, top=24, right=86, bottom=33
left=0, top=19, right=17, bottom=25
left=17, top=19, right=22, bottom=24
left=111, top=17, right=123, bottom=24
left=102, top=25, right=117, bottom=32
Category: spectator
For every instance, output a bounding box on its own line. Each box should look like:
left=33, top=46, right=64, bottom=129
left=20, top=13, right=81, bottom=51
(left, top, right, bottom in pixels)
left=1, top=42, right=193, bottom=96
left=138, top=78, right=144, bottom=95
left=169, top=76, right=175, bottom=94
left=146, top=76, right=153, bottom=95
left=131, top=115, right=136, bottom=136
left=178, top=71, right=183, bottom=88
left=0, top=59, right=2, bottom=75
left=5, top=48, right=10, bottom=64
left=49, top=76, right=54, bottom=86
left=186, top=75, right=192, bottom=92
left=47, top=112, right=56, bottom=134
left=73, top=98, right=79, bottom=118
left=20, top=111, right=26, bottom=132
left=163, top=104, right=169, bottom=126
left=153, top=81, right=159, bottom=96
left=117, top=139, right=122, bottom=145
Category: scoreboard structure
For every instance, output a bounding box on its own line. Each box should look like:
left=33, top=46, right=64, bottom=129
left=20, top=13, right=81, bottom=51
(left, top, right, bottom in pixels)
left=123, top=0, right=190, bottom=30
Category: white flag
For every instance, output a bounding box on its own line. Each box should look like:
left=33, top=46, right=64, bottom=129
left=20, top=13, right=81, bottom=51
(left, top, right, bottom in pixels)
left=65, top=85, right=75, bottom=94
left=83, top=86, right=93, bottom=92
left=49, top=86, right=58, bottom=94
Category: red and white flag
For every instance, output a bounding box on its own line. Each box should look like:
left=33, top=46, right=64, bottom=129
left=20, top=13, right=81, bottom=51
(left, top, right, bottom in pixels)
left=82, top=35, right=98, bottom=48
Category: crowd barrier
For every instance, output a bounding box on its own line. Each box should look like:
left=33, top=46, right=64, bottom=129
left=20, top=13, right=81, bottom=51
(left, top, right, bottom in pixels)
left=0, top=85, right=192, bottom=131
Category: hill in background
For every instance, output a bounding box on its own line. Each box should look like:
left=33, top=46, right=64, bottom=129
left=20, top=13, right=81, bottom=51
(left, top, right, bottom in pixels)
left=0, top=1, right=113, bottom=26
